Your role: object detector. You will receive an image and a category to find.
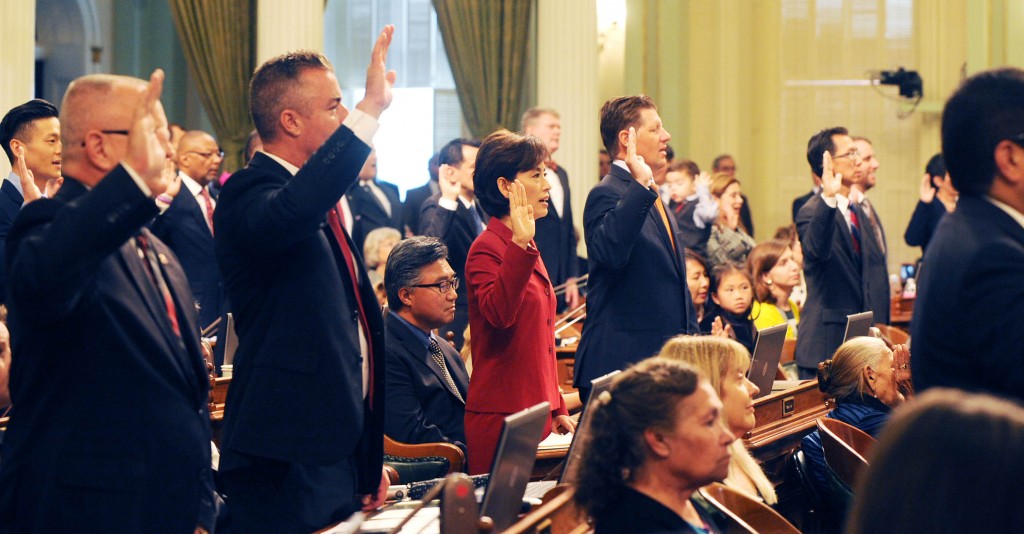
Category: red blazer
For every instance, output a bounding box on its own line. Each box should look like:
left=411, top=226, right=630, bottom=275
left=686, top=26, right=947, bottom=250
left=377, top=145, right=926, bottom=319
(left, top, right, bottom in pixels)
left=466, top=218, right=568, bottom=416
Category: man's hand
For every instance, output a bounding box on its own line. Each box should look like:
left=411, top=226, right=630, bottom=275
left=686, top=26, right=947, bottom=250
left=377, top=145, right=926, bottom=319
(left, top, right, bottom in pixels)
left=360, top=466, right=390, bottom=511
left=355, top=25, right=397, bottom=119
left=162, top=160, right=182, bottom=199
left=14, top=145, right=42, bottom=203
left=564, top=278, right=580, bottom=309
left=553, top=414, right=577, bottom=434
left=919, top=173, right=936, bottom=203
left=438, top=164, right=460, bottom=202
left=623, top=127, right=653, bottom=187
left=508, top=179, right=535, bottom=249
left=820, top=151, right=842, bottom=199
left=125, top=69, right=174, bottom=195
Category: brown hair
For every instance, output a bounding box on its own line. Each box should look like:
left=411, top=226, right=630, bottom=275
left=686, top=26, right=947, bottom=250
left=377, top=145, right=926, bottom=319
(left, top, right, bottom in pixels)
left=249, top=51, right=333, bottom=143
left=668, top=158, right=701, bottom=178
left=746, top=239, right=792, bottom=303
left=599, top=95, right=657, bottom=158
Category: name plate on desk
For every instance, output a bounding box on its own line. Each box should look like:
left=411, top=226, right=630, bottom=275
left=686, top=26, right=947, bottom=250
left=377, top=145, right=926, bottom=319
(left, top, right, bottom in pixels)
left=745, top=380, right=829, bottom=450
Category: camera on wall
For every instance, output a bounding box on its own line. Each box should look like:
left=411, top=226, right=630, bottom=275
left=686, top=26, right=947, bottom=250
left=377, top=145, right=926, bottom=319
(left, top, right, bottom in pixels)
left=877, top=68, right=923, bottom=99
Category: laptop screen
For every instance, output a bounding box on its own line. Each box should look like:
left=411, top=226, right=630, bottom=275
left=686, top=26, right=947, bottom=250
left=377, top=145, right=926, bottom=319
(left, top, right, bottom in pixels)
left=843, top=311, right=874, bottom=343
left=748, top=323, right=788, bottom=399
left=559, top=370, right=621, bottom=485
left=478, top=401, right=549, bottom=531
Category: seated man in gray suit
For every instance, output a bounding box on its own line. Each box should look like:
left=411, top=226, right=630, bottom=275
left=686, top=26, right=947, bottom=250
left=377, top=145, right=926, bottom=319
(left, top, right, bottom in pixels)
left=383, top=236, right=469, bottom=453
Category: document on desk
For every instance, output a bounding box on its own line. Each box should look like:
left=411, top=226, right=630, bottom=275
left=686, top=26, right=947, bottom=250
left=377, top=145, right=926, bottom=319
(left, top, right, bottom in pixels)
left=537, top=431, right=573, bottom=451
left=357, top=506, right=440, bottom=533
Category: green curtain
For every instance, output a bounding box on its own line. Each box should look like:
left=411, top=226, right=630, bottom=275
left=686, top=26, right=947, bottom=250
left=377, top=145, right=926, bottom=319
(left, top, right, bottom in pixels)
left=433, top=0, right=534, bottom=139
left=167, top=0, right=255, bottom=173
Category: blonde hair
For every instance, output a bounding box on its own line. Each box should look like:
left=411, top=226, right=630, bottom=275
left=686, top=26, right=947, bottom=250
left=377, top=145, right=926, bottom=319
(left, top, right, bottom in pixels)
left=655, top=336, right=777, bottom=504
left=817, top=337, right=890, bottom=399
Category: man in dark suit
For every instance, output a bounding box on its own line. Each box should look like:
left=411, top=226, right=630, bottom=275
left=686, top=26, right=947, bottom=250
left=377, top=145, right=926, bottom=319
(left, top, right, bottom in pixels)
left=795, top=127, right=885, bottom=378
left=913, top=68, right=1024, bottom=401
left=383, top=236, right=469, bottom=451
left=402, top=152, right=440, bottom=235
left=575, top=95, right=699, bottom=400
left=420, top=137, right=482, bottom=350
left=151, top=129, right=226, bottom=332
left=214, top=30, right=395, bottom=531
left=522, top=107, right=580, bottom=311
left=0, top=71, right=216, bottom=532
left=347, top=149, right=402, bottom=252
left=0, top=99, right=62, bottom=304
left=851, top=136, right=890, bottom=325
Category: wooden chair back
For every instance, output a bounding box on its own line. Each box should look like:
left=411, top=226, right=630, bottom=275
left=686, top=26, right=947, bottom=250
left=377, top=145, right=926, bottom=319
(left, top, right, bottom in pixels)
left=780, top=338, right=797, bottom=364
left=501, top=485, right=590, bottom=534
left=816, top=418, right=873, bottom=489
left=873, top=323, right=910, bottom=346
left=698, top=482, right=800, bottom=534
left=383, top=435, right=465, bottom=481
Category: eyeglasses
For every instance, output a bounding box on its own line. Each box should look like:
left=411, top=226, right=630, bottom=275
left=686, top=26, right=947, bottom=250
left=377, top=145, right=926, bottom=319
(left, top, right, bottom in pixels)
left=80, top=129, right=129, bottom=147
left=411, top=277, right=459, bottom=294
left=833, top=148, right=861, bottom=161
left=186, top=150, right=225, bottom=160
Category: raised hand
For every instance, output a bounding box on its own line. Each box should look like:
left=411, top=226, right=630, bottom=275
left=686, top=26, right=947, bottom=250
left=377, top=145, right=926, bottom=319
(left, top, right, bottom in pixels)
left=508, top=179, right=535, bottom=249
left=694, top=171, right=711, bottom=191
left=438, top=164, right=461, bottom=202
left=43, top=176, right=63, bottom=198
left=624, top=127, right=653, bottom=187
left=14, top=145, right=41, bottom=203
left=356, top=25, right=397, bottom=119
left=892, top=343, right=913, bottom=397
left=710, top=316, right=735, bottom=339
left=820, top=151, right=842, bottom=199
left=125, top=69, right=174, bottom=195
left=919, top=173, right=936, bottom=203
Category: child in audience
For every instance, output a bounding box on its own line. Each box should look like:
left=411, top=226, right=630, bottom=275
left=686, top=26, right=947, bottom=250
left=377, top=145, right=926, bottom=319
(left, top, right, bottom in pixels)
left=747, top=239, right=802, bottom=340
left=667, top=160, right=718, bottom=256
left=700, top=263, right=755, bottom=352
left=684, top=250, right=711, bottom=325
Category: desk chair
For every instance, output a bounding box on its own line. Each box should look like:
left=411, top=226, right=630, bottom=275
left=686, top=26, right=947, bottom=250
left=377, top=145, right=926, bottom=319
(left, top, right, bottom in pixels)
left=698, top=482, right=800, bottom=534
left=502, top=485, right=589, bottom=534
left=816, top=418, right=875, bottom=530
left=383, top=435, right=465, bottom=484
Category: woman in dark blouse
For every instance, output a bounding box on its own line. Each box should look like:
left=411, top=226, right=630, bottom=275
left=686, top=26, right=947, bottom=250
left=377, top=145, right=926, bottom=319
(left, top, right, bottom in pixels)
left=904, top=153, right=958, bottom=252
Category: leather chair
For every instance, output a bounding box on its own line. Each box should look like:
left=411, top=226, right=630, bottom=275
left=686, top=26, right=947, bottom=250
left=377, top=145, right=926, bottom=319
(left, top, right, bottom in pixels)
left=816, top=418, right=876, bottom=530
left=383, top=435, right=465, bottom=484
left=503, top=485, right=589, bottom=534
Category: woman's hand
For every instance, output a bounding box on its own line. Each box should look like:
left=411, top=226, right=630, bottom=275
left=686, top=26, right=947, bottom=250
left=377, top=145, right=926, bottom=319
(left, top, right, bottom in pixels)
left=919, top=173, right=936, bottom=203
left=508, top=179, right=535, bottom=249
left=710, top=316, right=735, bottom=339
left=893, top=343, right=914, bottom=399
left=553, top=414, right=577, bottom=434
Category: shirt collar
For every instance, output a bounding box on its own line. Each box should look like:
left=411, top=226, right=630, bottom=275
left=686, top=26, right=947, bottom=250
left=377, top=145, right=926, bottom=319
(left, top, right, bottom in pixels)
left=261, top=150, right=300, bottom=176
left=178, top=171, right=204, bottom=197
left=389, top=310, right=432, bottom=351
left=5, top=172, right=24, bottom=197
left=985, top=195, right=1024, bottom=230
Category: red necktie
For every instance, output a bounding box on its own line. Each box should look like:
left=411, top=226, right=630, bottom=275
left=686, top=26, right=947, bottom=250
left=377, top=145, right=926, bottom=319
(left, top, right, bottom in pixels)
left=849, top=208, right=862, bottom=256
left=200, top=187, right=215, bottom=235
left=326, top=201, right=375, bottom=406
left=136, top=234, right=181, bottom=337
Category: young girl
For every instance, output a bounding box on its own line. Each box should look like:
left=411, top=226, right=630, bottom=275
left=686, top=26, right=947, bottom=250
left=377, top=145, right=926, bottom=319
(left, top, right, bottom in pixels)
left=700, top=263, right=755, bottom=352
left=747, top=239, right=802, bottom=340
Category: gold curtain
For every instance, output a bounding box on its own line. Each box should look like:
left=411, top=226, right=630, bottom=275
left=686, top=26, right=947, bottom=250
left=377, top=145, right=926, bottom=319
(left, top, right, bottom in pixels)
left=167, top=0, right=255, bottom=173
left=432, top=0, right=533, bottom=138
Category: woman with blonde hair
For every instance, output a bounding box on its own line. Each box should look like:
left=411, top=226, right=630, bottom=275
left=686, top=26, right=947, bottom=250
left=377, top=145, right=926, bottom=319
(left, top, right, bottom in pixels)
left=656, top=336, right=777, bottom=505
left=801, top=336, right=910, bottom=495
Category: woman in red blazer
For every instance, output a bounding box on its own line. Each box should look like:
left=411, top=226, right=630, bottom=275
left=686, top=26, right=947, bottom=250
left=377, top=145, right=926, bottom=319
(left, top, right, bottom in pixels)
left=464, top=130, right=577, bottom=474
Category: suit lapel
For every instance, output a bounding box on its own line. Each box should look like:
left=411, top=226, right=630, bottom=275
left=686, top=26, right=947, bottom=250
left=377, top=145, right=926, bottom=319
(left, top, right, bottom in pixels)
left=389, top=315, right=464, bottom=404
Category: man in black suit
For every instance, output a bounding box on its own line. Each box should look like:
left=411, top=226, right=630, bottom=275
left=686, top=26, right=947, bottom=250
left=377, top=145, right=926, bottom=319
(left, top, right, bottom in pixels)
left=347, top=149, right=402, bottom=252
left=913, top=68, right=1024, bottom=401
left=795, top=127, right=885, bottom=378
left=575, top=95, right=699, bottom=400
left=151, top=129, right=226, bottom=332
left=0, top=99, right=62, bottom=304
left=522, top=107, right=580, bottom=311
left=851, top=136, right=890, bottom=325
left=0, top=71, right=216, bottom=532
left=402, top=152, right=440, bottom=235
left=420, top=137, right=482, bottom=350
left=383, top=236, right=469, bottom=451
left=214, top=29, right=395, bottom=532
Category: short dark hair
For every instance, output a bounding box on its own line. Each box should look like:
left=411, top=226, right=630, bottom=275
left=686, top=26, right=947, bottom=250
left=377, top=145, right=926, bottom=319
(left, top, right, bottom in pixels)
left=473, top=130, right=547, bottom=219
left=925, top=153, right=946, bottom=187
left=428, top=151, right=440, bottom=182
left=806, top=126, right=849, bottom=178
left=249, top=51, right=333, bottom=143
left=941, top=68, right=1024, bottom=196
left=0, top=99, right=59, bottom=164
left=665, top=144, right=675, bottom=162
left=712, top=154, right=733, bottom=171
left=438, top=138, right=480, bottom=168
left=384, top=236, right=449, bottom=311
left=668, top=159, right=701, bottom=177
left=599, top=95, right=657, bottom=158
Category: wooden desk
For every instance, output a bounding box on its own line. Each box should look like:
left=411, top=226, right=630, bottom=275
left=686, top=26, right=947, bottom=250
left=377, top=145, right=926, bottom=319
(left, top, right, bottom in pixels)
left=891, top=296, right=914, bottom=327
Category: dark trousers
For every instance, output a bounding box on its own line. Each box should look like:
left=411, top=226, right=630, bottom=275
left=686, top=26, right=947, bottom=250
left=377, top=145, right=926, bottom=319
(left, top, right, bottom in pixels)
left=222, top=455, right=357, bottom=533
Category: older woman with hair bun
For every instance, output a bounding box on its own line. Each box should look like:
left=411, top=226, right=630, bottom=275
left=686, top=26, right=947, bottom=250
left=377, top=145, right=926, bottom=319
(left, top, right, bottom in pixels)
left=574, top=357, right=734, bottom=533
left=463, top=129, right=575, bottom=474
left=801, top=336, right=911, bottom=495
left=657, top=336, right=777, bottom=505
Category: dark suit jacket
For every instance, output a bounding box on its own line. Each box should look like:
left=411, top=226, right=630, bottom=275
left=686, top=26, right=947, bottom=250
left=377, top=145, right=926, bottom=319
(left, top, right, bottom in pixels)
left=0, top=179, right=23, bottom=304
left=912, top=196, right=1024, bottom=401
left=795, top=195, right=888, bottom=369
left=420, top=194, right=484, bottom=347
left=347, top=178, right=403, bottom=253
left=402, top=180, right=438, bottom=235
left=860, top=199, right=890, bottom=325
left=673, top=199, right=712, bottom=256
left=150, top=180, right=226, bottom=330
left=792, top=190, right=815, bottom=222
left=534, top=166, right=578, bottom=289
left=903, top=199, right=947, bottom=252
left=214, top=126, right=385, bottom=495
left=0, top=171, right=215, bottom=532
left=574, top=165, right=699, bottom=388
left=383, top=312, right=469, bottom=451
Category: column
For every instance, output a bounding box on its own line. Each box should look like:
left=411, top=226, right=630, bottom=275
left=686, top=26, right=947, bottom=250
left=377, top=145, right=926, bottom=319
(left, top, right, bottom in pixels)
left=257, top=0, right=325, bottom=64
left=0, top=0, right=36, bottom=178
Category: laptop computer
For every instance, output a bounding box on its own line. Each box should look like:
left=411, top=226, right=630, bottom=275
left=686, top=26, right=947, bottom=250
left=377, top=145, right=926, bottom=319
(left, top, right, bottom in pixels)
left=843, top=311, right=874, bottom=342
left=478, top=401, right=550, bottom=531
left=747, top=323, right=788, bottom=399
left=222, top=312, right=239, bottom=367
left=558, top=370, right=620, bottom=486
